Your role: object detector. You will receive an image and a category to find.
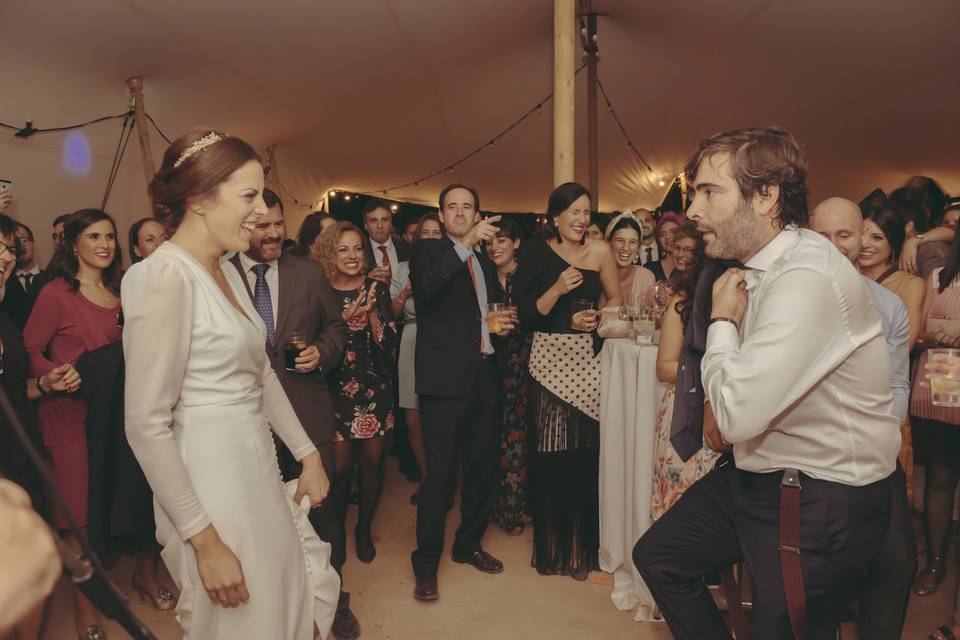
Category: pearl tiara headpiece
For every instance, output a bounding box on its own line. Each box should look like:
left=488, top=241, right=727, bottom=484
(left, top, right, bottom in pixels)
left=173, top=132, right=224, bottom=169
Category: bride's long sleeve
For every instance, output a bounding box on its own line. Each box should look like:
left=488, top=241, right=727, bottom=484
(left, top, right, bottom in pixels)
left=261, top=356, right=318, bottom=461
left=122, top=259, right=211, bottom=541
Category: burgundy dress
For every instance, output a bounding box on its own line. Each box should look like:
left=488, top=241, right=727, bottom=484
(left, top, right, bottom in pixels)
left=23, top=278, right=122, bottom=529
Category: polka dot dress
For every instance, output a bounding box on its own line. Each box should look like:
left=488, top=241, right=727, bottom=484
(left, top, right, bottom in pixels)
left=528, top=332, right=601, bottom=422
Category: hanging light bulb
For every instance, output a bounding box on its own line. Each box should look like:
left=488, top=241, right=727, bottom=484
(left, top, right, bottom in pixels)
left=329, top=190, right=337, bottom=197
left=658, top=178, right=666, bottom=187
left=344, top=194, right=352, bottom=201
left=390, top=204, right=399, bottom=213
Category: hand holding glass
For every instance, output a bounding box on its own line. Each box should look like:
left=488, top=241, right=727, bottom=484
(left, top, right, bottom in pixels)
left=284, top=331, right=308, bottom=372
left=571, top=299, right=597, bottom=332
left=928, top=348, right=960, bottom=407
left=486, top=303, right=506, bottom=333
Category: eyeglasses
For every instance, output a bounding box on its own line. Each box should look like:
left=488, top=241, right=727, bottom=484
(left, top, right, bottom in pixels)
left=0, top=241, right=16, bottom=258
left=52, top=232, right=63, bottom=242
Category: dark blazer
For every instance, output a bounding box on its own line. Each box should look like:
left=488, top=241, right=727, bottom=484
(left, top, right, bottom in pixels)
left=229, top=253, right=348, bottom=446
left=76, top=341, right=154, bottom=554
left=2, top=270, right=48, bottom=330
left=411, top=236, right=502, bottom=399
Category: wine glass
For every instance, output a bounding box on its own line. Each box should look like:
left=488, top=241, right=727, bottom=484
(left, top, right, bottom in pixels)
left=644, top=281, right=671, bottom=319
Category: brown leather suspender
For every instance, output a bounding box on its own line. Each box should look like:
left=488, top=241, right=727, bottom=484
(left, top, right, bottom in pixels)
left=778, top=469, right=806, bottom=639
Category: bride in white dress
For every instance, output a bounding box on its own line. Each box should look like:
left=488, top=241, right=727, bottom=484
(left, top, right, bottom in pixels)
left=122, top=130, right=339, bottom=639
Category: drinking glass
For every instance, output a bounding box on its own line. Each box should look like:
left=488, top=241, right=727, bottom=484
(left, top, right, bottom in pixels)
left=633, top=312, right=656, bottom=344
left=571, top=299, right=596, bottom=331
left=929, top=348, right=960, bottom=407
left=284, top=330, right=308, bottom=372
left=486, top=302, right=506, bottom=333
left=618, top=293, right=642, bottom=322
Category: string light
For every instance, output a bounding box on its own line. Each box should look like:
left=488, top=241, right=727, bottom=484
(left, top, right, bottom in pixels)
left=390, top=204, right=399, bottom=213
left=597, top=76, right=654, bottom=173
left=365, top=64, right=587, bottom=196
left=344, top=194, right=352, bottom=201
left=329, top=190, right=337, bottom=197
left=658, top=178, right=666, bottom=187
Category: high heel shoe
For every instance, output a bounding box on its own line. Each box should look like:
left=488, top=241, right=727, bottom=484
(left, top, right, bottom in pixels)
left=78, top=624, right=107, bottom=640
left=355, top=525, right=376, bottom=564
left=131, top=572, right=176, bottom=611
left=914, top=555, right=947, bottom=596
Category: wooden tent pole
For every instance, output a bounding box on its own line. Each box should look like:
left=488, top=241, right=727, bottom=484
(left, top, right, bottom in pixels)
left=126, top=77, right=155, bottom=187
left=586, top=6, right=599, bottom=209
left=554, top=0, right=575, bottom=186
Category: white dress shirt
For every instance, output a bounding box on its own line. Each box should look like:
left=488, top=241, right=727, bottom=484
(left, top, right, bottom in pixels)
left=702, top=227, right=900, bottom=486
left=863, top=276, right=910, bottom=423
left=370, top=236, right=400, bottom=275
left=637, top=241, right=660, bottom=265
left=237, top=252, right=279, bottom=327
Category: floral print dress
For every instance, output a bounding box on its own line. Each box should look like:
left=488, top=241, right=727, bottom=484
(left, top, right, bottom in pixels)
left=650, top=384, right=720, bottom=520
left=329, top=279, right=398, bottom=441
left=494, top=325, right=533, bottom=531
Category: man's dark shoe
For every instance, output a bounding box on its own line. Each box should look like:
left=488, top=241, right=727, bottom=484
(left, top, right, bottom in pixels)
left=332, top=591, right=361, bottom=639
left=414, top=575, right=439, bottom=601
left=451, top=549, right=503, bottom=574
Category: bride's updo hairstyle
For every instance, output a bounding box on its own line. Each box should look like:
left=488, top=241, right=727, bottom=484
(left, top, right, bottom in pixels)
left=149, top=129, right=261, bottom=231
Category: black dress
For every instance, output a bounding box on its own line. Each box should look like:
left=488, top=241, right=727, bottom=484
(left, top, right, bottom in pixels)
left=645, top=260, right=667, bottom=282
left=492, top=271, right=533, bottom=532
left=0, top=310, right=46, bottom=514
left=328, top=279, right=399, bottom=441
left=512, top=238, right=602, bottom=577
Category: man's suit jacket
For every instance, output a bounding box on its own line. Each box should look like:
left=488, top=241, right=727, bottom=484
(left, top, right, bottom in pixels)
left=411, top=236, right=502, bottom=399
left=2, top=270, right=48, bottom=330
left=229, top=253, right=347, bottom=446
left=365, top=236, right=412, bottom=272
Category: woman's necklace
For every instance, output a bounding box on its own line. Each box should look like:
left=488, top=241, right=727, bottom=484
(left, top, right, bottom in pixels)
left=78, top=278, right=114, bottom=306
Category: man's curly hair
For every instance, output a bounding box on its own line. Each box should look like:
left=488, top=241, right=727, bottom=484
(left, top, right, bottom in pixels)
left=684, top=126, right=810, bottom=228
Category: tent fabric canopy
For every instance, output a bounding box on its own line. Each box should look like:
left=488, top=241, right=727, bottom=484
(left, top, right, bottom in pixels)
left=1, top=0, right=957, bottom=245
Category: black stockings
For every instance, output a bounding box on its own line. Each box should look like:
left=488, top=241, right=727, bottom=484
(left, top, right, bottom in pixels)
left=924, top=462, right=960, bottom=563
left=333, top=437, right=387, bottom=535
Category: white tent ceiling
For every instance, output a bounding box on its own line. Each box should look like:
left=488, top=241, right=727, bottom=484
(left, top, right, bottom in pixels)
left=1, top=0, right=958, bottom=242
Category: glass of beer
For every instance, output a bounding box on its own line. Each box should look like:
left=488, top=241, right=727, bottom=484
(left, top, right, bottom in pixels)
left=929, top=348, right=960, bottom=407
left=571, top=299, right=595, bottom=331
left=487, top=303, right=505, bottom=333
left=285, top=330, right=308, bottom=372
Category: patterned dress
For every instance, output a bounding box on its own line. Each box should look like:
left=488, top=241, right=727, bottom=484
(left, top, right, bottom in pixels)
left=650, top=385, right=720, bottom=520
left=493, top=294, right=533, bottom=531
left=329, top=279, right=398, bottom=441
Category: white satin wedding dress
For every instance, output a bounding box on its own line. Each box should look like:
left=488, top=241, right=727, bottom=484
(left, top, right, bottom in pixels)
left=121, top=242, right=339, bottom=639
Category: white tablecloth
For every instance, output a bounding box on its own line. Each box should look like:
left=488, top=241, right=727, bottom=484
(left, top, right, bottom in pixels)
left=598, top=338, right=667, bottom=622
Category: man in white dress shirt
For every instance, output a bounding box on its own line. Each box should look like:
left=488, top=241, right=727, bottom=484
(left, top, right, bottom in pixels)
left=808, top=196, right=916, bottom=640
left=633, top=128, right=900, bottom=639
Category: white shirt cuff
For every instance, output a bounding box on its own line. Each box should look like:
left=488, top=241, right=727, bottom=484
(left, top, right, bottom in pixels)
left=706, top=319, right=741, bottom=350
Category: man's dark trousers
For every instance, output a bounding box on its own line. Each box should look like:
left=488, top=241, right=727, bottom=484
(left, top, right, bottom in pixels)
left=411, top=357, right=502, bottom=577
left=633, top=459, right=891, bottom=639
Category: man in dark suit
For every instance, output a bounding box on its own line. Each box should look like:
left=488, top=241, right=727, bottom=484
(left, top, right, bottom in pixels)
left=409, top=183, right=514, bottom=601
left=228, top=189, right=357, bottom=639
left=362, top=199, right=412, bottom=286
left=1, top=222, right=47, bottom=329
